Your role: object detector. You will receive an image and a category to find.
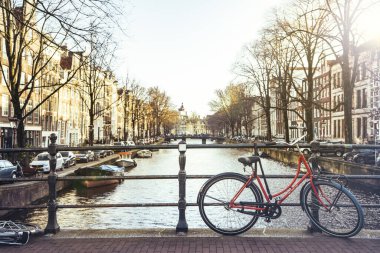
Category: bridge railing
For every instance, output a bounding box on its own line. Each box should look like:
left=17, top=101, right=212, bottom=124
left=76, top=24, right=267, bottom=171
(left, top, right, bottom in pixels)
left=1, top=133, right=380, bottom=234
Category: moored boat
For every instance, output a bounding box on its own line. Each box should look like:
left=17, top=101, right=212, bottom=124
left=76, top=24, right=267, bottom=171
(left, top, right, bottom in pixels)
left=115, top=158, right=137, bottom=169
left=116, top=152, right=137, bottom=169
left=74, top=165, right=124, bottom=188
left=136, top=149, right=153, bottom=158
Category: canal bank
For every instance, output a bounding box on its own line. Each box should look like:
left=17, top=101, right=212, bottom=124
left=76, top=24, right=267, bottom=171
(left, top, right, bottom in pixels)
left=0, top=154, right=120, bottom=217
left=265, top=149, right=380, bottom=190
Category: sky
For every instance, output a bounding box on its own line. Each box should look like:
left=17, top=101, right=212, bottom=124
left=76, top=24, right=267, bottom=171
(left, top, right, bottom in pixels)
left=115, top=0, right=283, bottom=116
left=114, top=0, right=380, bottom=117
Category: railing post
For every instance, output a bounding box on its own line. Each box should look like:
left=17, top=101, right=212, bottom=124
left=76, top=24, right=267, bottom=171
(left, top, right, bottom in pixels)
left=176, top=140, right=188, bottom=234
left=45, top=133, right=60, bottom=234
left=308, top=140, right=322, bottom=233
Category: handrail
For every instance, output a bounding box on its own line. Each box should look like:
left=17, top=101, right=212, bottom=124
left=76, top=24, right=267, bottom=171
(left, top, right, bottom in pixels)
left=1, top=133, right=380, bottom=235
left=2, top=142, right=380, bottom=153
left=1, top=174, right=380, bottom=183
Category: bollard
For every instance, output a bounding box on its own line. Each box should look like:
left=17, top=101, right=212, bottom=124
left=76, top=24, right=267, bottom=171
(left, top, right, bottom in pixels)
left=308, top=140, right=322, bottom=233
left=44, top=133, right=60, bottom=234
left=176, top=140, right=188, bottom=233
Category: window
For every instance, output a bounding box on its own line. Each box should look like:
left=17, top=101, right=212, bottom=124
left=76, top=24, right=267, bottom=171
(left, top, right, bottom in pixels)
left=34, top=107, right=39, bottom=124
left=337, top=72, right=341, bottom=87
left=27, top=100, right=33, bottom=123
left=2, top=65, right=8, bottom=86
left=363, top=117, right=367, bottom=139
left=2, top=38, right=6, bottom=58
left=20, top=72, right=25, bottom=85
left=362, top=88, right=367, bottom=108
left=337, top=120, right=341, bottom=138
left=362, top=63, right=366, bottom=80
left=2, top=94, right=9, bottom=116
left=356, top=90, right=361, bottom=109
left=357, top=118, right=361, bottom=138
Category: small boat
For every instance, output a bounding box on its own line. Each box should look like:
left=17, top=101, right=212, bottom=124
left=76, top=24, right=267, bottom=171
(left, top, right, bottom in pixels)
left=136, top=149, right=153, bottom=158
left=74, top=165, right=124, bottom=188
left=115, top=158, right=137, bottom=169
left=116, top=152, right=137, bottom=169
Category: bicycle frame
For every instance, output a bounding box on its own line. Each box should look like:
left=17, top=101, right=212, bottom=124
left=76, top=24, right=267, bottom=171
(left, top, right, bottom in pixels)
left=229, top=141, right=329, bottom=212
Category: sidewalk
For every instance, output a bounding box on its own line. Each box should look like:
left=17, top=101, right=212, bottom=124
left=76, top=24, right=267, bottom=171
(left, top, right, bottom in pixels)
left=1, top=229, right=379, bottom=253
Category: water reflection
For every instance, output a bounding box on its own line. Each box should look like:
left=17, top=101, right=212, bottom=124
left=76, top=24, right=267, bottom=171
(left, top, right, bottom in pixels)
left=4, top=139, right=380, bottom=230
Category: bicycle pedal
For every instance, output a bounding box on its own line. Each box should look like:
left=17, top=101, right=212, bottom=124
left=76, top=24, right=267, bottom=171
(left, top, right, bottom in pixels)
left=264, top=218, right=271, bottom=223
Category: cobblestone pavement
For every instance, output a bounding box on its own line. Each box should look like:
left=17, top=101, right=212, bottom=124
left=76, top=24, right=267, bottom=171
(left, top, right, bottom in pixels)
left=1, top=235, right=379, bottom=253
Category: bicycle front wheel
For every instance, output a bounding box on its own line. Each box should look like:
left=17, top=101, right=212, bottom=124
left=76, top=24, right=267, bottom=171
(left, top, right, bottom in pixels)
left=198, top=173, right=263, bottom=235
left=302, top=180, right=364, bottom=237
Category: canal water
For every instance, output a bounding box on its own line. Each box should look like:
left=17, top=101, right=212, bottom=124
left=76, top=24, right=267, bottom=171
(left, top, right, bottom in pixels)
left=8, top=140, right=380, bottom=230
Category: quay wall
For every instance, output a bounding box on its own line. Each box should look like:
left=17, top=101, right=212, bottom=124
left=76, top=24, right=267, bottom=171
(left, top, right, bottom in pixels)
left=265, top=149, right=380, bottom=190
left=0, top=179, right=70, bottom=217
left=0, top=155, right=120, bottom=217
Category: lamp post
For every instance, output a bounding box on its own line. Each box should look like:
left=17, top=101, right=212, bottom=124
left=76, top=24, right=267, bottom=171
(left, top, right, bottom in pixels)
left=88, top=124, right=94, bottom=145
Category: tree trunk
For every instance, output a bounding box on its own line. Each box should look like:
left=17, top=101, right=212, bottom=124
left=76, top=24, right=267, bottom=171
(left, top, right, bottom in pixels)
left=89, top=114, right=94, bottom=146
left=305, top=74, right=314, bottom=142
left=341, top=30, right=354, bottom=144
left=265, top=95, right=272, bottom=140
left=16, top=119, right=25, bottom=148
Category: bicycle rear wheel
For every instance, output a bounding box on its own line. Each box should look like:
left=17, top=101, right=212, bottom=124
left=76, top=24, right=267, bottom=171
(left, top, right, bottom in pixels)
left=198, top=173, right=263, bottom=235
left=302, top=180, right=364, bottom=237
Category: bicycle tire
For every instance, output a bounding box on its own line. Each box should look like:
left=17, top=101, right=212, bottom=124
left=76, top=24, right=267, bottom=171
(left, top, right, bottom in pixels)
left=301, top=180, right=364, bottom=237
left=198, top=172, right=263, bottom=235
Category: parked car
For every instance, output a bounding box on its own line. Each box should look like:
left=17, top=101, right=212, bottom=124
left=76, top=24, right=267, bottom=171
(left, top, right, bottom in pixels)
left=343, top=149, right=374, bottom=162
left=94, top=150, right=107, bottom=159
left=113, top=141, right=125, bottom=146
left=352, top=150, right=376, bottom=164
left=75, top=151, right=95, bottom=163
left=29, top=152, right=64, bottom=173
left=0, top=160, right=22, bottom=182
left=105, top=150, right=114, bottom=156
left=61, top=151, right=76, bottom=168
left=316, top=141, right=346, bottom=157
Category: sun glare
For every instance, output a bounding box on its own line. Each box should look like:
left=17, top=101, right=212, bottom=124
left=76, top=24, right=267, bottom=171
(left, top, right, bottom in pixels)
left=358, top=5, right=380, bottom=39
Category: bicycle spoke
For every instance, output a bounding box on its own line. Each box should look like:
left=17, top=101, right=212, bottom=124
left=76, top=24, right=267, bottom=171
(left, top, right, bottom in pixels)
left=303, top=181, right=364, bottom=237
left=198, top=173, right=262, bottom=235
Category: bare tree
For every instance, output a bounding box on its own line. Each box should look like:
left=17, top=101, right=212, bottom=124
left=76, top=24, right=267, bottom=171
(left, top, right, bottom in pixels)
left=147, top=86, right=171, bottom=136
left=0, top=0, right=124, bottom=147
left=209, top=84, right=244, bottom=137
left=323, top=0, right=376, bottom=143
left=75, top=31, right=118, bottom=146
left=278, top=0, right=339, bottom=141
left=161, top=109, right=179, bottom=135
left=235, top=36, right=277, bottom=140
left=129, top=81, right=146, bottom=141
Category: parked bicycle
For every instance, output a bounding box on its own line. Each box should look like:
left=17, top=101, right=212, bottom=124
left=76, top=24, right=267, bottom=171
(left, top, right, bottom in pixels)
left=0, top=220, right=42, bottom=245
left=197, top=134, right=364, bottom=238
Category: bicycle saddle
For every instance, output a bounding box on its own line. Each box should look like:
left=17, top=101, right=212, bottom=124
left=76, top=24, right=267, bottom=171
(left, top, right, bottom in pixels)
left=238, top=156, right=260, bottom=166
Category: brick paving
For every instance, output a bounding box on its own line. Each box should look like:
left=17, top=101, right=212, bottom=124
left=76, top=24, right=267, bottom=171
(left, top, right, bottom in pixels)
left=1, top=236, right=379, bottom=253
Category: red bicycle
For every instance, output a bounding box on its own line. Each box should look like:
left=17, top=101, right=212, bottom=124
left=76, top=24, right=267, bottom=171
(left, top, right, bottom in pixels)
left=197, top=135, right=364, bottom=237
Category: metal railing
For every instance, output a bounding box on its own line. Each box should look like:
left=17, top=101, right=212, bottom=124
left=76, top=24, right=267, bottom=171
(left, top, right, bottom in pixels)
left=0, top=133, right=380, bottom=234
